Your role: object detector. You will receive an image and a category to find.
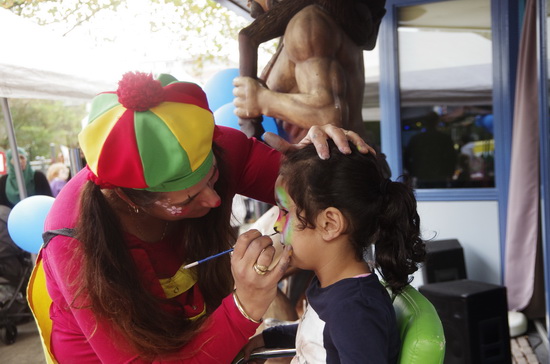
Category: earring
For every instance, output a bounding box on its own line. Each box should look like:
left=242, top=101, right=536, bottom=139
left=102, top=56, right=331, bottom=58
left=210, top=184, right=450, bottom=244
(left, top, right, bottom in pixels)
left=125, top=200, right=140, bottom=214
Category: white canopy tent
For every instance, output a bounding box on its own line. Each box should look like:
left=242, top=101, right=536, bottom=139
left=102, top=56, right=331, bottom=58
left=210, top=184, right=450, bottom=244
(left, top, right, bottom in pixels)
left=363, top=27, right=493, bottom=108
left=0, top=8, right=120, bottom=101
left=0, top=8, right=120, bottom=199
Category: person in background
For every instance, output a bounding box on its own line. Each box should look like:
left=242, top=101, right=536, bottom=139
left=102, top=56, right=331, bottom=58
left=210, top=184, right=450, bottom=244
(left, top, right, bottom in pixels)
left=0, top=204, right=29, bottom=292
left=242, top=140, right=426, bottom=363
left=28, top=71, right=372, bottom=363
left=46, top=162, right=70, bottom=197
left=403, top=111, right=457, bottom=189
left=0, top=147, right=52, bottom=208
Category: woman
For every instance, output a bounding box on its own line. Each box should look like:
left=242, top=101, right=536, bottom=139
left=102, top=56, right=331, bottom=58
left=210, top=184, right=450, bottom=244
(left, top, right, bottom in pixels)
left=28, top=72, right=371, bottom=363
left=0, top=147, right=52, bottom=208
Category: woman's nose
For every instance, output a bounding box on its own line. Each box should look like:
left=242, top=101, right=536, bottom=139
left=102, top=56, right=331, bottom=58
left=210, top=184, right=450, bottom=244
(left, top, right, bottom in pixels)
left=200, top=186, right=221, bottom=208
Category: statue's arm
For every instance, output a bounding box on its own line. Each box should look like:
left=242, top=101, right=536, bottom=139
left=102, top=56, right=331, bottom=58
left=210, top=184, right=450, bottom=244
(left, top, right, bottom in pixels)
left=238, top=1, right=313, bottom=78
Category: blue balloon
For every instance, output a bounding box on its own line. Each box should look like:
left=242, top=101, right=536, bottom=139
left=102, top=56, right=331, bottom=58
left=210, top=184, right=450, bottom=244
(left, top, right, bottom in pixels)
left=214, top=102, right=282, bottom=139
left=481, top=114, right=494, bottom=134
left=213, top=102, right=240, bottom=130
left=262, top=116, right=279, bottom=135
left=203, top=68, right=239, bottom=112
left=7, top=195, right=55, bottom=253
left=474, top=114, right=494, bottom=134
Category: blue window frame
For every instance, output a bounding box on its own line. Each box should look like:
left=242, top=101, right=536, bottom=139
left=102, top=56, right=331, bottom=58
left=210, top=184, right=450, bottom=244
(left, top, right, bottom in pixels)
left=378, top=1, right=520, bottom=269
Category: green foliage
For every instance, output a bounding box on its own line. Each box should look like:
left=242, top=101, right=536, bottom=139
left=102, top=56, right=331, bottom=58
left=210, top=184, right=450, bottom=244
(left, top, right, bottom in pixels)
left=2, top=0, right=123, bottom=24
left=0, top=99, right=87, bottom=158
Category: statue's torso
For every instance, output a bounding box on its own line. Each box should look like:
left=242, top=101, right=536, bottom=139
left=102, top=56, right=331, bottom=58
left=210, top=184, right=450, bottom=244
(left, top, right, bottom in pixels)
left=259, top=6, right=369, bottom=143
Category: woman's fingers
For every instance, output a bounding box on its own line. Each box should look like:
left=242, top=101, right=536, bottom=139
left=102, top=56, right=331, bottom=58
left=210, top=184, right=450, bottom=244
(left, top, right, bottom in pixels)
left=232, top=229, right=262, bottom=259
left=291, top=124, right=374, bottom=160
left=271, top=244, right=292, bottom=278
left=233, top=230, right=275, bottom=266
left=231, top=230, right=292, bottom=321
left=255, top=245, right=276, bottom=271
left=342, top=129, right=376, bottom=155
left=264, top=124, right=375, bottom=159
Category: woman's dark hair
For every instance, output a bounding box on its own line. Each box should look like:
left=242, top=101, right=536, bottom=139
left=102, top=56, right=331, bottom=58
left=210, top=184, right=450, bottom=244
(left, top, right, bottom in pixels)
left=74, top=145, right=235, bottom=359
left=279, top=141, right=425, bottom=293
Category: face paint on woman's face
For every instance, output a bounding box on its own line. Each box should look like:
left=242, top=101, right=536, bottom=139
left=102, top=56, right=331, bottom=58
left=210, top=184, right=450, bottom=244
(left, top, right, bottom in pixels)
left=274, top=183, right=294, bottom=246
left=146, top=162, right=220, bottom=220
left=154, top=200, right=191, bottom=216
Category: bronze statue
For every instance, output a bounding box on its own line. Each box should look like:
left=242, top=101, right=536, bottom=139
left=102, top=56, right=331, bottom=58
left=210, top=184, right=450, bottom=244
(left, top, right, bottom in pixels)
left=234, top=0, right=386, bottom=142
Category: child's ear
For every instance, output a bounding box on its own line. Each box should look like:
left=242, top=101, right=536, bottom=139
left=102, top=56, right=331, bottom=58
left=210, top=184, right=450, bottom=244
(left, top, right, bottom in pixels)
left=318, top=207, right=347, bottom=241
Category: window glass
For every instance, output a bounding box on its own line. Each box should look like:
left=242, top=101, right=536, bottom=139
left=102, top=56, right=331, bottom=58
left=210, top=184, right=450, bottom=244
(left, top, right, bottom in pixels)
left=364, top=45, right=382, bottom=154
left=398, top=0, right=494, bottom=188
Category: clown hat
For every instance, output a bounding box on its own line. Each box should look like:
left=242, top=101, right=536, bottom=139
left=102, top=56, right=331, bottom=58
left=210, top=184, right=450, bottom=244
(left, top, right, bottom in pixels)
left=78, top=72, right=214, bottom=192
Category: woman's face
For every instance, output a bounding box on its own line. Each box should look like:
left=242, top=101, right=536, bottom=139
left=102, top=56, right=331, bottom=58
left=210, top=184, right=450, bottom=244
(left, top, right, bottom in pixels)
left=11, top=154, right=27, bottom=171
left=143, top=161, right=221, bottom=220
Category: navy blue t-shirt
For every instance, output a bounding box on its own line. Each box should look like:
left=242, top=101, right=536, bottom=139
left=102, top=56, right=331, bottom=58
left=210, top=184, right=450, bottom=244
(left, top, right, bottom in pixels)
left=264, top=274, right=400, bottom=363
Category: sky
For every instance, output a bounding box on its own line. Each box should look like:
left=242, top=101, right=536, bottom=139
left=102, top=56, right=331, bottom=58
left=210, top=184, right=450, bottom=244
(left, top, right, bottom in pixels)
left=9, top=0, right=382, bottom=102
left=29, top=0, right=253, bottom=87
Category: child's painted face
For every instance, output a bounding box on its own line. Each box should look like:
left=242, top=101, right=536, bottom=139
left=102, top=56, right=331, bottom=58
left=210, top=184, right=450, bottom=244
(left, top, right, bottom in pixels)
left=274, top=175, right=320, bottom=270
left=274, top=176, right=298, bottom=246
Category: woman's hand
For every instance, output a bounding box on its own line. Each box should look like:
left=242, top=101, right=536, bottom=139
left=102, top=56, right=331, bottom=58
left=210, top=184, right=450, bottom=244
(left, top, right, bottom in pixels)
left=263, top=124, right=375, bottom=160
left=241, top=333, right=267, bottom=363
left=231, top=229, right=292, bottom=322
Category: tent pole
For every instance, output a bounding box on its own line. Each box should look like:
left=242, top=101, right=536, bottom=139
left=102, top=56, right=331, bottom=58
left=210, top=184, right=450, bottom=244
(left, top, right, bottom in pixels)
left=68, top=147, right=83, bottom=177
left=1, top=97, right=28, bottom=201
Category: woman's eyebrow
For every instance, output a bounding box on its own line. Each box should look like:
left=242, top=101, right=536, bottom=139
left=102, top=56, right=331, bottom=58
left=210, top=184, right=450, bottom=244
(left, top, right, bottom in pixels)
left=179, top=192, right=199, bottom=206
left=178, top=165, right=219, bottom=205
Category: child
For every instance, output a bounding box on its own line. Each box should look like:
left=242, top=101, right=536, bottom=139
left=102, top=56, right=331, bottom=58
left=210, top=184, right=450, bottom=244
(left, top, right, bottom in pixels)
left=46, top=162, right=70, bottom=197
left=243, top=141, right=426, bottom=364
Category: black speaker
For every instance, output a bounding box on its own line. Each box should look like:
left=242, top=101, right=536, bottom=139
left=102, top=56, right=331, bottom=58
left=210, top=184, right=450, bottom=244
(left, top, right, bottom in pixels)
left=419, top=279, right=511, bottom=364
left=422, top=239, right=467, bottom=284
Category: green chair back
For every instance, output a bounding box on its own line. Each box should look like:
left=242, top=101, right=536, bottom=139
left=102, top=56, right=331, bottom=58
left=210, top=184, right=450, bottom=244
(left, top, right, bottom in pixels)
left=390, top=284, right=446, bottom=364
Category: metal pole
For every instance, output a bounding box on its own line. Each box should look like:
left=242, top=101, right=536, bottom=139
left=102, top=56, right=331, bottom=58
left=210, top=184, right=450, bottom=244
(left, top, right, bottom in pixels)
left=1, top=97, right=27, bottom=201
left=68, top=147, right=83, bottom=177
left=50, top=142, right=56, bottom=162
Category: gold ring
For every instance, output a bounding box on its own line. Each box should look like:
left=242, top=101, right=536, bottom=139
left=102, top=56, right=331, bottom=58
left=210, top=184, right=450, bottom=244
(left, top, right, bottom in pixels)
left=253, top=264, right=269, bottom=275
left=344, top=130, right=350, bottom=136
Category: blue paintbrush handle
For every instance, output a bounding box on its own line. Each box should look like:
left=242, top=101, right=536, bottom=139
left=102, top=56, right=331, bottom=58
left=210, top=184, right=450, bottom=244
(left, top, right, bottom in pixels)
left=183, top=248, right=234, bottom=269
left=182, top=232, right=279, bottom=269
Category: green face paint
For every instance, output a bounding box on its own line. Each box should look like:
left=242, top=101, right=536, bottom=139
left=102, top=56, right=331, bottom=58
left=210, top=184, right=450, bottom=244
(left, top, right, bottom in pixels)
left=274, top=185, right=294, bottom=246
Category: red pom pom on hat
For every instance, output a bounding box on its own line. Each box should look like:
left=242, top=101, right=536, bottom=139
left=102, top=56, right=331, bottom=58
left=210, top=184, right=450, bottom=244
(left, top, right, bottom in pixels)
left=117, top=71, right=165, bottom=111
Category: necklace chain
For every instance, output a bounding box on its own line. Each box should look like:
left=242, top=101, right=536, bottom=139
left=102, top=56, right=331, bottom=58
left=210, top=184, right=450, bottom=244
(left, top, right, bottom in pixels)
left=131, top=206, right=169, bottom=242
left=135, top=219, right=169, bottom=242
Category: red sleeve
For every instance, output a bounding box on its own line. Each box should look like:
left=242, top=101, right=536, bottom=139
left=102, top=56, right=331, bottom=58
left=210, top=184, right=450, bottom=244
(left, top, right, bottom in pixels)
left=214, top=126, right=281, bottom=205
left=43, top=236, right=260, bottom=363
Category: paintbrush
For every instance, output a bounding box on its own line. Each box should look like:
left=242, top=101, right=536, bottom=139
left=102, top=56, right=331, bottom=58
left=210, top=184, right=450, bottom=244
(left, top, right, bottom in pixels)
left=182, top=231, right=279, bottom=269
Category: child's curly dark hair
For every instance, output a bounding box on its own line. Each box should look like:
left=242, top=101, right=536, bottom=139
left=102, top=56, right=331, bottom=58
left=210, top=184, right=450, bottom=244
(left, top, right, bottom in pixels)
left=279, top=140, right=425, bottom=293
